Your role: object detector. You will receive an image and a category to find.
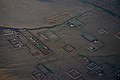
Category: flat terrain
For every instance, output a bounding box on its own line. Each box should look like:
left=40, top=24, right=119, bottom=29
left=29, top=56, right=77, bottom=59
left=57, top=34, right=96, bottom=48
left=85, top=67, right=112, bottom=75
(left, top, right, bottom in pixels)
left=0, top=0, right=119, bottom=28
left=0, top=0, right=93, bottom=28
left=0, top=0, right=120, bottom=80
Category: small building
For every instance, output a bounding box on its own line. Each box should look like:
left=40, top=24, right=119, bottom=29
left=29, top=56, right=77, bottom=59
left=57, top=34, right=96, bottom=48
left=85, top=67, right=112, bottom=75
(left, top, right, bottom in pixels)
left=115, top=32, right=120, bottom=39
left=36, top=64, right=51, bottom=75
left=40, top=29, right=60, bottom=41
left=67, top=68, right=82, bottom=79
left=32, top=70, right=47, bottom=80
left=97, top=28, right=108, bottom=35
left=87, top=62, right=98, bottom=70
left=66, top=18, right=84, bottom=28
left=112, top=70, right=120, bottom=79
left=86, top=40, right=103, bottom=51
left=38, top=33, right=49, bottom=42
left=8, top=37, right=23, bottom=48
left=27, top=36, right=53, bottom=55
left=87, top=62, right=104, bottom=76
left=93, top=66, right=104, bottom=76
left=2, top=29, right=13, bottom=35
left=62, top=44, right=75, bottom=53
left=81, top=32, right=97, bottom=42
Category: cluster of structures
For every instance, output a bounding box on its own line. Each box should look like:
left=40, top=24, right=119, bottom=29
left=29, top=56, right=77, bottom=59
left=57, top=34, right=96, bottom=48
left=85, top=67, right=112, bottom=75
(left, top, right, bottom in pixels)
left=80, top=55, right=120, bottom=80
left=0, top=15, right=119, bottom=80
left=1, top=28, right=54, bottom=61
left=32, top=64, right=56, bottom=80
left=65, top=18, right=85, bottom=28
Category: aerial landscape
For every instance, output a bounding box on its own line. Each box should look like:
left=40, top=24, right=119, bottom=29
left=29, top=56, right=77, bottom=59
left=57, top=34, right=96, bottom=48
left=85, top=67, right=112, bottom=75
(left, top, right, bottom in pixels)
left=0, top=0, right=120, bottom=80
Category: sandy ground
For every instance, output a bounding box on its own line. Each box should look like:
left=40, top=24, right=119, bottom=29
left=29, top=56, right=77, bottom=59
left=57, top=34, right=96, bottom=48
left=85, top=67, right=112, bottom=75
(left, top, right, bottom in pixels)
left=0, top=0, right=92, bottom=28
left=0, top=0, right=120, bottom=80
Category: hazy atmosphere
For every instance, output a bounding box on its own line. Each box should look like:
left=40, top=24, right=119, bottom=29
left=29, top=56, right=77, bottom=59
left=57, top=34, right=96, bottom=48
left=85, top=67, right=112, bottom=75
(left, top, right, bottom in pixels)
left=0, top=0, right=120, bottom=80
